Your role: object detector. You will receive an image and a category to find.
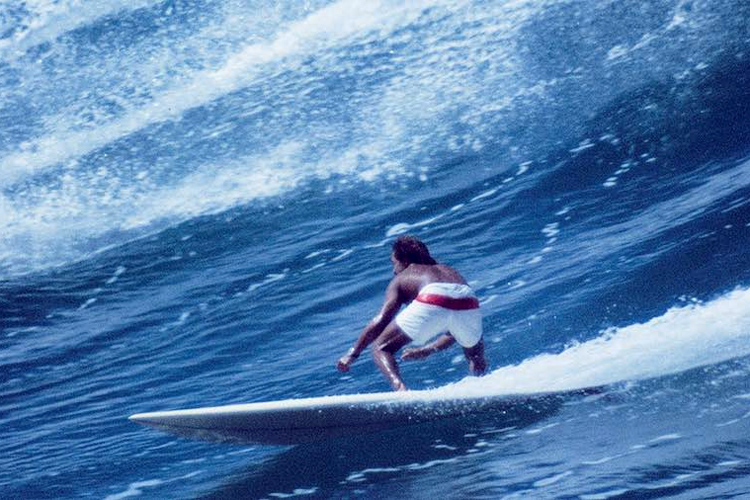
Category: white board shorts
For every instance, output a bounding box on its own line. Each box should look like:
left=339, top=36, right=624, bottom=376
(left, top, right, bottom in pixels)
left=395, top=283, right=482, bottom=348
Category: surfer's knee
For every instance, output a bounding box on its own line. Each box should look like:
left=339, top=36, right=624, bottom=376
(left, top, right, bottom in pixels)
left=371, top=342, right=384, bottom=361
left=374, top=326, right=410, bottom=355
left=372, top=340, right=398, bottom=359
left=371, top=338, right=390, bottom=363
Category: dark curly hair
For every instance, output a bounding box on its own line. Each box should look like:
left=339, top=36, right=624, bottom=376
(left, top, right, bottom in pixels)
left=392, top=235, right=437, bottom=265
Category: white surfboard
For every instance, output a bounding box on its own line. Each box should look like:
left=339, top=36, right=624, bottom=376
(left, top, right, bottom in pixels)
left=129, top=387, right=601, bottom=445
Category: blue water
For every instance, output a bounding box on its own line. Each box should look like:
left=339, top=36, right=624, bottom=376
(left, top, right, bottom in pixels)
left=2, top=0, right=750, bottom=498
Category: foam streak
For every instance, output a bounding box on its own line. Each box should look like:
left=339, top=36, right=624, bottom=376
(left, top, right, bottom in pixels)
left=441, top=287, right=750, bottom=396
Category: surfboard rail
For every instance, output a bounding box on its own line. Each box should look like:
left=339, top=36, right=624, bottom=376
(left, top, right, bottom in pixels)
left=129, top=387, right=603, bottom=445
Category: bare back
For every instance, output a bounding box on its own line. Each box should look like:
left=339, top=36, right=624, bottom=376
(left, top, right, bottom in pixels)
left=394, top=264, right=468, bottom=303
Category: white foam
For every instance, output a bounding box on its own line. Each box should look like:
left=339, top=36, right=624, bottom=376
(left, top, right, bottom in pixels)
left=247, top=269, right=290, bottom=293
left=267, top=488, right=319, bottom=498
left=649, top=433, right=681, bottom=443
left=580, top=489, right=630, bottom=500
left=104, top=479, right=164, bottom=500
left=0, top=134, right=408, bottom=275
left=718, top=460, right=742, bottom=467
left=435, top=287, right=750, bottom=397
left=0, top=0, right=442, bottom=185
left=386, top=215, right=444, bottom=237
left=0, top=0, right=158, bottom=62
left=471, top=188, right=498, bottom=202
left=533, top=470, right=573, bottom=487
left=0, top=0, right=561, bottom=277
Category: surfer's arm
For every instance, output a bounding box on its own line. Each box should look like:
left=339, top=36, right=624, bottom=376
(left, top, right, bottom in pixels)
left=402, top=333, right=455, bottom=361
left=337, top=280, right=402, bottom=371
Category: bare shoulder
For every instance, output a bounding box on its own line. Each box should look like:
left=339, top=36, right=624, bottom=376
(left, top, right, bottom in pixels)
left=397, top=264, right=465, bottom=294
left=392, top=269, right=422, bottom=300
left=429, top=264, right=467, bottom=284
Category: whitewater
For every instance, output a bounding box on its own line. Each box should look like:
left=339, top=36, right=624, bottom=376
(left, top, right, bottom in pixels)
left=2, top=0, right=750, bottom=498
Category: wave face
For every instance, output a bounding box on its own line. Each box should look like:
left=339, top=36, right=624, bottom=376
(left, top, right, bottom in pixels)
left=2, top=0, right=750, bottom=498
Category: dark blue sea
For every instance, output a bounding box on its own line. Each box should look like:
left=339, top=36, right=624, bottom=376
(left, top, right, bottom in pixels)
left=3, top=0, right=750, bottom=498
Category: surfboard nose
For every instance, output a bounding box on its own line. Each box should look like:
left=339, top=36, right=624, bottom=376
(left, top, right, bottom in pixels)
left=129, top=413, right=152, bottom=424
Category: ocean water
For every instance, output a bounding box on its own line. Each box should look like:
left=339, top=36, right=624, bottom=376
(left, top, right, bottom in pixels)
left=2, top=0, right=750, bottom=498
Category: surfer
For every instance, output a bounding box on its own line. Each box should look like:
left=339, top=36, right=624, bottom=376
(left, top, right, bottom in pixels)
left=337, top=235, right=487, bottom=391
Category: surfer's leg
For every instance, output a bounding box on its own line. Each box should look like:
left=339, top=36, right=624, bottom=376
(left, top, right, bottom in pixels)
left=463, top=338, right=487, bottom=376
left=372, top=322, right=412, bottom=391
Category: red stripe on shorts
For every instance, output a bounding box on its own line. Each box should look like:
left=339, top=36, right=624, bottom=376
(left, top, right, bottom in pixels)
left=415, top=294, right=480, bottom=310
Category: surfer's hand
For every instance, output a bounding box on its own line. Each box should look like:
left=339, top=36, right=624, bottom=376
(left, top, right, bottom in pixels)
left=337, top=354, right=355, bottom=372
left=401, top=347, right=431, bottom=361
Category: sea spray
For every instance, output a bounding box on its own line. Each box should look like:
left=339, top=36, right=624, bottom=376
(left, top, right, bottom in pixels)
left=437, top=287, right=750, bottom=396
